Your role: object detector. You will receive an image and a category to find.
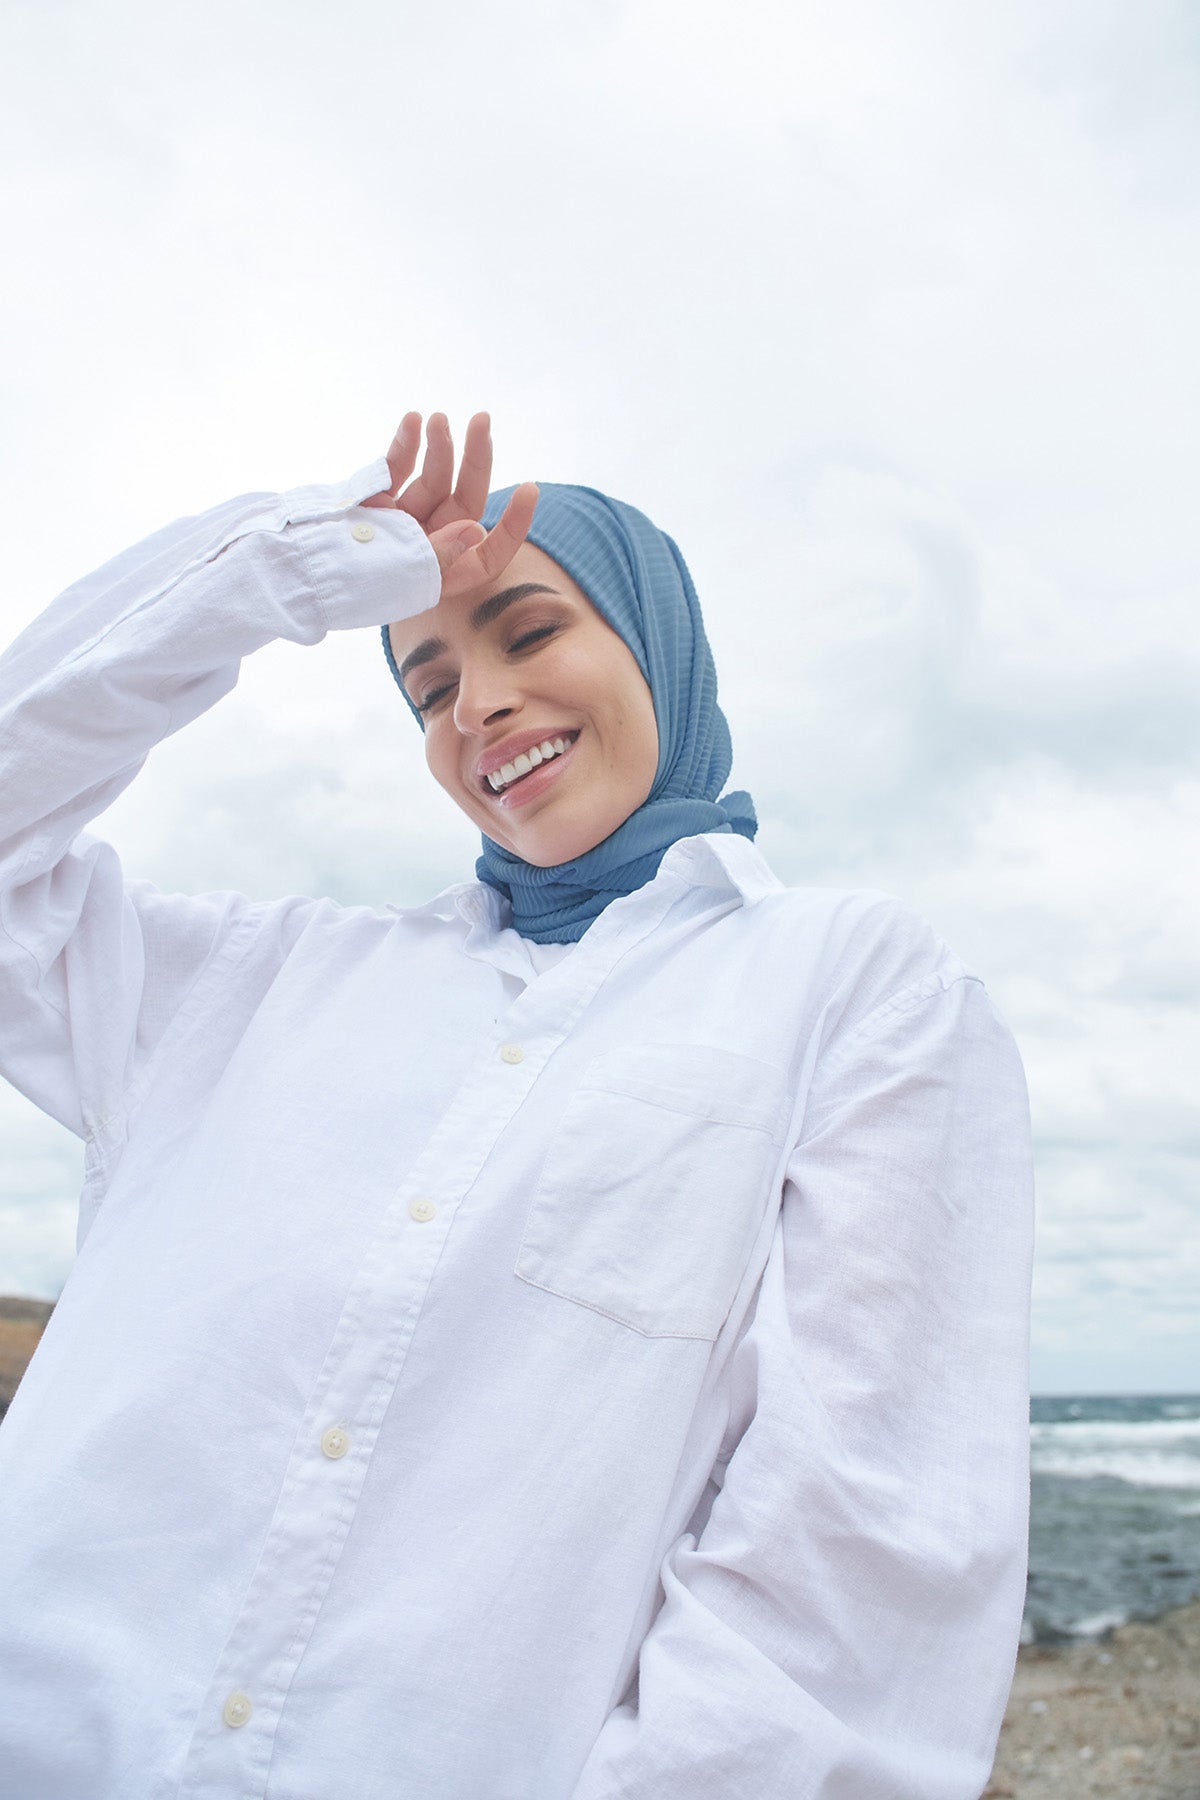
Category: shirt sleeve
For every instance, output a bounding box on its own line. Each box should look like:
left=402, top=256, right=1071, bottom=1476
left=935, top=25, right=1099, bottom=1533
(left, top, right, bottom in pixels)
left=570, top=966, right=1034, bottom=1800
left=0, top=460, right=440, bottom=1152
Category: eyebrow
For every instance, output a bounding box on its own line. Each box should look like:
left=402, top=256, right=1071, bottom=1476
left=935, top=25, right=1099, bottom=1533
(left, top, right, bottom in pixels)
left=396, top=583, right=561, bottom=690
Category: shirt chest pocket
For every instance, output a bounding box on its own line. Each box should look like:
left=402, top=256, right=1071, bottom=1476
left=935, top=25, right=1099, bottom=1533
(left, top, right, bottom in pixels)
left=514, top=1044, right=786, bottom=1340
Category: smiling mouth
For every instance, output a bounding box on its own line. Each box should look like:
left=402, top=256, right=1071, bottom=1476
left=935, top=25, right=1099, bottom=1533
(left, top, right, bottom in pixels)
left=482, top=733, right=579, bottom=795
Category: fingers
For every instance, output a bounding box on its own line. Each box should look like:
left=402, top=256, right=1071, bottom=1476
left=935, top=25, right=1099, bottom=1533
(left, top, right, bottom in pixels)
left=362, top=412, right=422, bottom=507
left=364, top=410, right=504, bottom=532
left=385, top=412, right=422, bottom=495
left=474, top=481, right=538, bottom=578
left=434, top=482, right=539, bottom=598
left=452, top=412, right=492, bottom=519
left=396, top=412, right=455, bottom=522
left=428, top=519, right=488, bottom=579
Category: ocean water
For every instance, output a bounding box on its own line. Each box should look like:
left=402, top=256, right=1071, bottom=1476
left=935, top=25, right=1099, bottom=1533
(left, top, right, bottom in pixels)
left=1025, top=1394, right=1200, bottom=1644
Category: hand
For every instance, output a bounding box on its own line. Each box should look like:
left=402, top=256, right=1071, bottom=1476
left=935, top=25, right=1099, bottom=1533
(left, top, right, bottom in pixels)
left=362, top=412, right=538, bottom=601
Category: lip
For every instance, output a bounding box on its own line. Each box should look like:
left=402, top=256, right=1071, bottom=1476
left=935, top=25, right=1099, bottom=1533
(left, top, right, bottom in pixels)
left=488, top=732, right=580, bottom=810
left=475, top=727, right=579, bottom=786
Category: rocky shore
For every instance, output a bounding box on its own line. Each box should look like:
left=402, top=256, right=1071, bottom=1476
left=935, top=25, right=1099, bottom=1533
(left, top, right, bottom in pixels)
left=986, top=1600, right=1200, bottom=1798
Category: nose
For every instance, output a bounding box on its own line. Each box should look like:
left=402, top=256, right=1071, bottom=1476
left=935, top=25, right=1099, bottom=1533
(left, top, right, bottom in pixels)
left=451, top=652, right=522, bottom=736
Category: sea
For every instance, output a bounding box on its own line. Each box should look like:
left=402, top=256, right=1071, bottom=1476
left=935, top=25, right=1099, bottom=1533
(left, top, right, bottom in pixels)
left=1025, top=1394, right=1200, bottom=1644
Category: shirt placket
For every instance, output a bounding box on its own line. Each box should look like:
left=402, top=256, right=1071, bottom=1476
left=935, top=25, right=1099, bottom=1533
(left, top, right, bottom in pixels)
left=172, top=883, right=685, bottom=1800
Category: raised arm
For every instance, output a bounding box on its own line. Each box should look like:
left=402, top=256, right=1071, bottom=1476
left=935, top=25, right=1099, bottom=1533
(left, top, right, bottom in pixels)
left=0, top=414, right=534, bottom=1153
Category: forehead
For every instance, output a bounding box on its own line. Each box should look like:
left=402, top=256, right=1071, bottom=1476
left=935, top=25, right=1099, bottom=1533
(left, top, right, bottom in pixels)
left=386, top=542, right=591, bottom=663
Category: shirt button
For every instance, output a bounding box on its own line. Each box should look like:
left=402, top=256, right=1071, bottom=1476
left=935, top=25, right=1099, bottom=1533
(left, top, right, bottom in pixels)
left=499, top=1042, right=525, bottom=1064
left=409, top=1197, right=437, bottom=1222
left=320, top=1425, right=350, bottom=1460
left=223, top=1691, right=253, bottom=1728
left=350, top=521, right=376, bottom=543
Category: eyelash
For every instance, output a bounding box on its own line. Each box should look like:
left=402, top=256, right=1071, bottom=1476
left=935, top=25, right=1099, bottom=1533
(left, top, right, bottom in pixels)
left=415, top=625, right=559, bottom=715
left=511, top=625, right=558, bottom=652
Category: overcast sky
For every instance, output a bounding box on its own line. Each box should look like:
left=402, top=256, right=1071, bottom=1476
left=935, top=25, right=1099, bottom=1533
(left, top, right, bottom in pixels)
left=1, top=0, right=1197, bottom=1392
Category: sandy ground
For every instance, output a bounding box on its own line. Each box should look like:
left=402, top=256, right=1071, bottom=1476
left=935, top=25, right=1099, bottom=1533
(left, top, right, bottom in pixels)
left=0, top=1295, right=52, bottom=1412
left=986, top=1599, right=1200, bottom=1799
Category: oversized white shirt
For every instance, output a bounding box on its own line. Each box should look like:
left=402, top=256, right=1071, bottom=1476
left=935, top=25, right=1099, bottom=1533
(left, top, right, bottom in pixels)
left=0, top=461, right=1034, bottom=1800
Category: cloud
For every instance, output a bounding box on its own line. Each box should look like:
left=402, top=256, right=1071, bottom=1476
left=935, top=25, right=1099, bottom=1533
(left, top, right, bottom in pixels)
left=0, top=0, right=1197, bottom=1387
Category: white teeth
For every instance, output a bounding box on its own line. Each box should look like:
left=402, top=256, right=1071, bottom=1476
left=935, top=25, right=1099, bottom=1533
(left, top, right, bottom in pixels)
left=485, top=733, right=575, bottom=793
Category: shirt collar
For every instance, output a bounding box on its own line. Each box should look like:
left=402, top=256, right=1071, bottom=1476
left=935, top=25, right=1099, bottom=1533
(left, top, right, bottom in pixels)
left=386, top=882, right=508, bottom=930
left=655, top=831, right=783, bottom=903
left=388, top=833, right=778, bottom=938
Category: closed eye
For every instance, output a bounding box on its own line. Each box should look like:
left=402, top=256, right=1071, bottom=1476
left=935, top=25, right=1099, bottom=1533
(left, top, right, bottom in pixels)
left=415, top=680, right=456, bottom=715
left=415, top=622, right=563, bottom=713
left=509, top=625, right=559, bottom=652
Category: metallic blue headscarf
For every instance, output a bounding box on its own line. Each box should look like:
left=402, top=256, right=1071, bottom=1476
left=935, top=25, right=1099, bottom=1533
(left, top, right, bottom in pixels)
left=381, top=483, right=756, bottom=943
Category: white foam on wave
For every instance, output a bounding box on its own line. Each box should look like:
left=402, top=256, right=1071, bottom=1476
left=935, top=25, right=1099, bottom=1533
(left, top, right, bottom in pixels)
left=1031, top=1419, right=1200, bottom=1446
left=1068, top=1608, right=1129, bottom=1639
left=1030, top=1418, right=1200, bottom=1487
left=1031, top=1448, right=1200, bottom=1487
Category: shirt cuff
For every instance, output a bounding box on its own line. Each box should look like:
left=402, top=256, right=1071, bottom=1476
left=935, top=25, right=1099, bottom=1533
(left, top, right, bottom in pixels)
left=274, top=457, right=395, bottom=525
left=289, top=496, right=442, bottom=634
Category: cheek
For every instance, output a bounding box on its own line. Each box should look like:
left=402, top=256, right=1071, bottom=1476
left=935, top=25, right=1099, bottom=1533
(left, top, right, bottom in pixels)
left=425, top=732, right=464, bottom=800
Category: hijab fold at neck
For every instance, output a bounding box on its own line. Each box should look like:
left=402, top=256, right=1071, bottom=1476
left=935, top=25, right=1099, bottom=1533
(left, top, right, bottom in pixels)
left=384, top=482, right=756, bottom=944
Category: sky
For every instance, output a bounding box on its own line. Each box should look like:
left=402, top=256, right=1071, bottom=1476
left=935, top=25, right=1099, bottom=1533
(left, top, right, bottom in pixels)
left=0, top=0, right=1197, bottom=1392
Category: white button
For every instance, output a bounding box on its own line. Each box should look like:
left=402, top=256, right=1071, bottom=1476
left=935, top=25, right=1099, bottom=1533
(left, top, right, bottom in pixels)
left=223, top=1690, right=253, bottom=1728
left=409, top=1198, right=437, bottom=1223
left=499, top=1042, right=525, bottom=1065
left=350, top=521, right=375, bottom=543
left=320, top=1425, right=349, bottom=1460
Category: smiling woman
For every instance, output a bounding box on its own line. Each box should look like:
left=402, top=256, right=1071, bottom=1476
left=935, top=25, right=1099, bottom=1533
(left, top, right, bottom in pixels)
left=0, top=411, right=1034, bottom=1800
left=380, top=461, right=756, bottom=941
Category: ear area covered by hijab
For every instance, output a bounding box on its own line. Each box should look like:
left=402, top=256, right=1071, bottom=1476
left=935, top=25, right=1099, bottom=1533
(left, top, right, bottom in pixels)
left=381, top=483, right=757, bottom=944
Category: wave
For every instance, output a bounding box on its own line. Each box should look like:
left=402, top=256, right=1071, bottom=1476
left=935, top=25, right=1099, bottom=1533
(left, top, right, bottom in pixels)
left=1031, top=1450, right=1200, bottom=1488
left=1031, top=1418, right=1200, bottom=1446
left=1031, top=1418, right=1200, bottom=1487
left=1067, top=1608, right=1129, bottom=1639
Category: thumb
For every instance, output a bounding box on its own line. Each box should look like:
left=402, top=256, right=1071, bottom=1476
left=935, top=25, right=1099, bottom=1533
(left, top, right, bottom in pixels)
left=430, top=519, right=486, bottom=574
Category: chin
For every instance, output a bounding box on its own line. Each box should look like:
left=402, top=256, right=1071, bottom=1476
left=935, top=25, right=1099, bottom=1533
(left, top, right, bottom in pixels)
left=503, top=838, right=583, bottom=869
left=506, top=819, right=621, bottom=868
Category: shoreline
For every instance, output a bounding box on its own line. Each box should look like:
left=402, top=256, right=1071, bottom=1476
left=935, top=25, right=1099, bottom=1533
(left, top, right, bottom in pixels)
left=986, top=1597, right=1200, bottom=1798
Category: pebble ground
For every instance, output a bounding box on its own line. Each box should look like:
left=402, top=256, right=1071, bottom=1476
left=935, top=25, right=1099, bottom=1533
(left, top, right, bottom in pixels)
left=986, top=1599, right=1200, bottom=1798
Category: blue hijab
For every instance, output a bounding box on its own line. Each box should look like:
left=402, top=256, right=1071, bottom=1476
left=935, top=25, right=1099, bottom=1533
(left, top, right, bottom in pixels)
left=381, top=483, right=756, bottom=943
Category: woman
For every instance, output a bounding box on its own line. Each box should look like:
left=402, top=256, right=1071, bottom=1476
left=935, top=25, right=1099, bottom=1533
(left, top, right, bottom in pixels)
left=0, top=413, right=1032, bottom=1799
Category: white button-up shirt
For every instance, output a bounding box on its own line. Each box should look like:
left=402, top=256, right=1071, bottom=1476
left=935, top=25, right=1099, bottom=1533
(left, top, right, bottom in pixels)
left=0, top=461, right=1034, bottom=1799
